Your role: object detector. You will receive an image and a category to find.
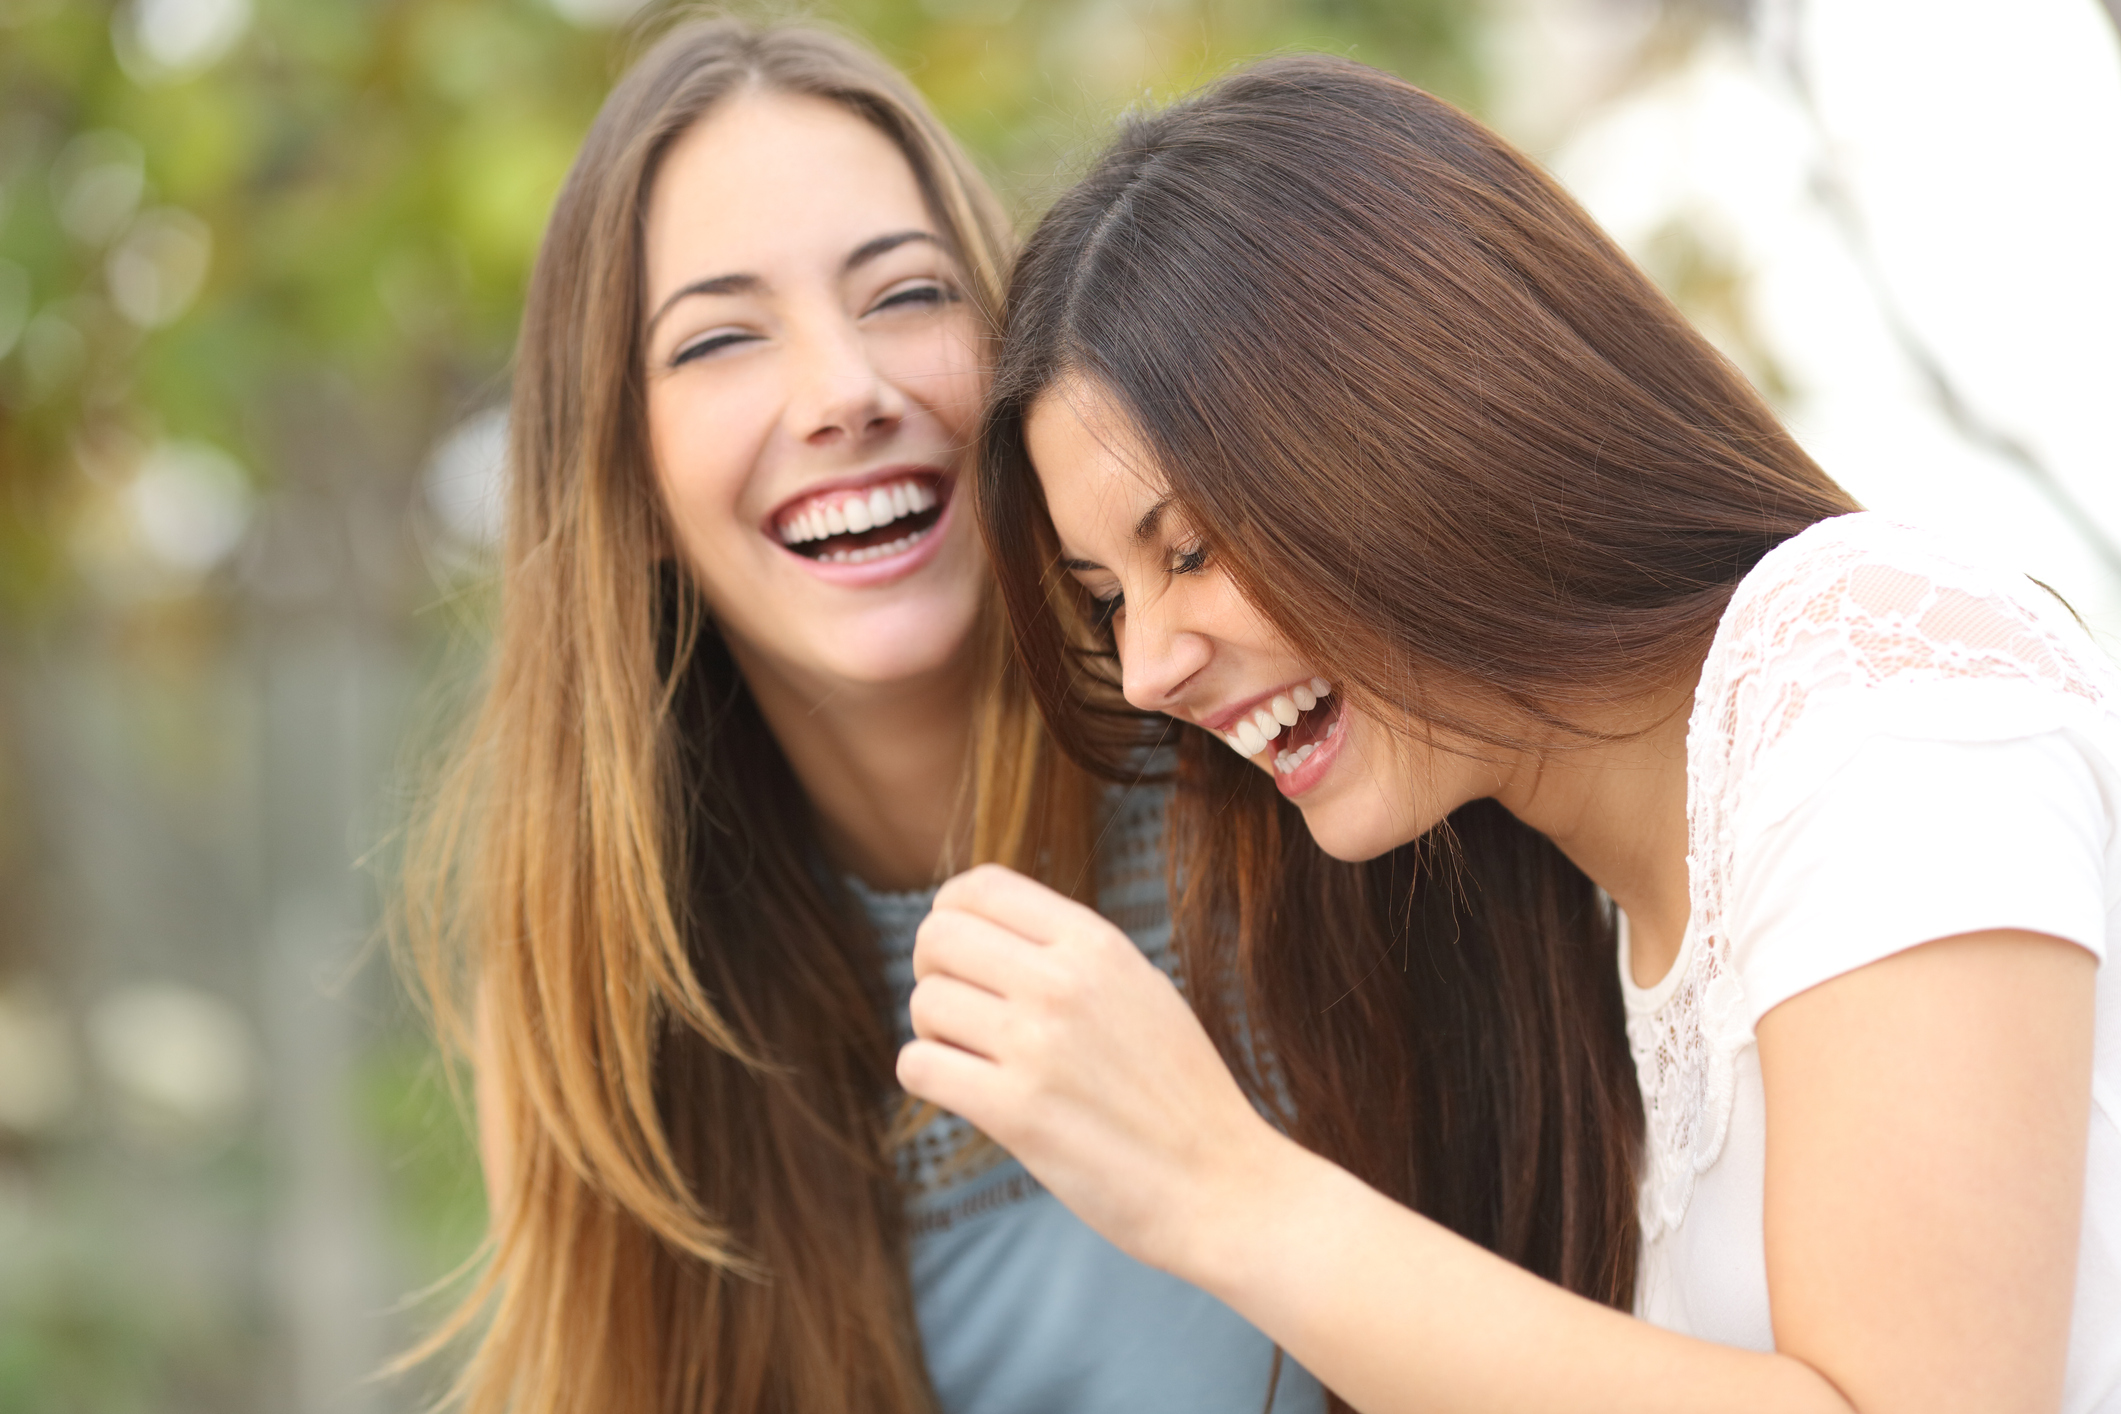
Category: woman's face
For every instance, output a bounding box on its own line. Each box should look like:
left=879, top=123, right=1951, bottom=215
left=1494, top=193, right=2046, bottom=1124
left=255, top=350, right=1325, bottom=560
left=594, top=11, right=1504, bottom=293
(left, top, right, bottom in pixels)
left=641, top=91, right=986, bottom=697
left=1028, top=381, right=1508, bottom=862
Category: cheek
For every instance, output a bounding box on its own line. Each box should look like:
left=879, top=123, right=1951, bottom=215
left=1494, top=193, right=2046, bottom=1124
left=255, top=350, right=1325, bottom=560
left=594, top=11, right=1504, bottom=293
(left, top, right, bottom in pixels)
left=1200, top=572, right=1282, bottom=648
left=646, top=379, right=769, bottom=538
left=1302, top=720, right=1466, bottom=860
left=885, top=317, right=985, bottom=441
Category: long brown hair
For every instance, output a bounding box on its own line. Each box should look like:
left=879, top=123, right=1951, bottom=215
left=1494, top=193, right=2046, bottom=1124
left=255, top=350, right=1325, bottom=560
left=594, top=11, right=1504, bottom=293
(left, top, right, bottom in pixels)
left=980, top=53, right=1860, bottom=1372
left=399, top=15, right=1095, bottom=1413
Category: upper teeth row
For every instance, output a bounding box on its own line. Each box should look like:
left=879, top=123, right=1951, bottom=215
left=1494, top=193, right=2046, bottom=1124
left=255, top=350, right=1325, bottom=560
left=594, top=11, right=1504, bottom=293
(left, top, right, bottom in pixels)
left=1222, top=678, right=1332, bottom=758
left=780, top=479, right=937, bottom=545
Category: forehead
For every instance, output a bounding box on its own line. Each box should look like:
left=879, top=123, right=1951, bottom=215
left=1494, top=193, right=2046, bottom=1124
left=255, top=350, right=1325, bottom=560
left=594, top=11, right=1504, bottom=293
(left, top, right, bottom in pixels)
left=644, top=89, right=930, bottom=287
left=1026, top=382, right=1167, bottom=553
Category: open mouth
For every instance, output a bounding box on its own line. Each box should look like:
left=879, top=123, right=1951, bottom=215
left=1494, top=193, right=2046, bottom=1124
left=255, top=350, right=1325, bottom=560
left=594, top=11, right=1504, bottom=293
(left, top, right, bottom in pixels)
left=773, top=472, right=949, bottom=566
left=1215, top=678, right=1342, bottom=776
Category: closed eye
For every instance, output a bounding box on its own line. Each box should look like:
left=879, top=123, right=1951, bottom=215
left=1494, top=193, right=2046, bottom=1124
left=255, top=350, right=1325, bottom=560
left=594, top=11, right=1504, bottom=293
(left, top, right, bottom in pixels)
left=1171, top=543, right=1209, bottom=575
left=1089, top=592, right=1124, bottom=631
left=867, top=279, right=956, bottom=316
left=670, top=329, right=760, bottom=367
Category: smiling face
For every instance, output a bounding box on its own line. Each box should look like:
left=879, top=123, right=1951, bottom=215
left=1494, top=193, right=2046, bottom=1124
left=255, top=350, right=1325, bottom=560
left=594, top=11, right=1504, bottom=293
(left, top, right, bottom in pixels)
left=641, top=90, right=986, bottom=699
left=1028, top=380, right=1514, bottom=862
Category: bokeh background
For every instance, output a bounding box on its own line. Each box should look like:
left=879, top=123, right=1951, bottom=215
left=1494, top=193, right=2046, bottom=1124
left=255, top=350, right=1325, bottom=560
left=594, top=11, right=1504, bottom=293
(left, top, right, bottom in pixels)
left=1, top=0, right=2116, bottom=1409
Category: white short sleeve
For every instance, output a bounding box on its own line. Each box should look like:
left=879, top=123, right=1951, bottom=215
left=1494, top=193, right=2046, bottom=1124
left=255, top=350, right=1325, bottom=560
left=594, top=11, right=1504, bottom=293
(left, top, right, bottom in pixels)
left=1728, top=728, right=2112, bottom=1028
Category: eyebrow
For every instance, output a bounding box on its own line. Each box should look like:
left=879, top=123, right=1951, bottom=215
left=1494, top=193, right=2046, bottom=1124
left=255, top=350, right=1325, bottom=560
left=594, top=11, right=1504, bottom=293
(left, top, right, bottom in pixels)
left=846, top=228, right=941, bottom=273
left=644, top=229, right=944, bottom=337
left=1057, top=494, right=1178, bottom=575
left=1133, top=495, right=1175, bottom=543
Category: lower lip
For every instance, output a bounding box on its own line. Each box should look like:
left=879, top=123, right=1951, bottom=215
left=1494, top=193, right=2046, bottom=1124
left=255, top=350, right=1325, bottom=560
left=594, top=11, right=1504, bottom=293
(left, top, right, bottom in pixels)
left=774, top=492, right=955, bottom=588
left=1272, top=709, right=1347, bottom=799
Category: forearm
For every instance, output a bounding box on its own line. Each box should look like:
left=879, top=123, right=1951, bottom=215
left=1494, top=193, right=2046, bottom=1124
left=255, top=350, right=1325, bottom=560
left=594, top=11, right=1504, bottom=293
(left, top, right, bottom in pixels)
left=1187, top=1134, right=1855, bottom=1414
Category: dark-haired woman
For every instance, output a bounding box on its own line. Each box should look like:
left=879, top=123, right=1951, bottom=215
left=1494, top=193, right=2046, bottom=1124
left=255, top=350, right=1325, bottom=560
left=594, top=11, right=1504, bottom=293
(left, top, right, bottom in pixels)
left=899, top=54, right=2121, bottom=1414
left=403, top=18, right=1320, bottom=1414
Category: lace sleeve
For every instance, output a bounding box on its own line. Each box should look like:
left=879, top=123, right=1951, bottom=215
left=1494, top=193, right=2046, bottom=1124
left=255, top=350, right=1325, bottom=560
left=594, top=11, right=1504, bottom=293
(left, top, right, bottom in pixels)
left=1699, top=515, right=2111, bottom=849
left=1630, top=512, right=2119, bottom=1241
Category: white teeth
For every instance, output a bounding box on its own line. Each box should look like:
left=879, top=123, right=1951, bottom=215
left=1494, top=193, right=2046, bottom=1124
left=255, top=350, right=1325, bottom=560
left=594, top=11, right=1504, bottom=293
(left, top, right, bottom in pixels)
left=1270, top=694, right=1298, bottom=726
left=1223, top=732, right=1249, bottom=756
left=780, top=479, right=943, bottom=549
left=1292, top=684, right=1316, bottom=712
left=817, top=528, right=929, bottom=564
left=1253, top=707, right=1282, bottom=741
left=1309, top=677, right=1332, bottom=699
left=1235, top=720, right=1268, bottom=756
left=1273, top=742, right=1320, bottom=776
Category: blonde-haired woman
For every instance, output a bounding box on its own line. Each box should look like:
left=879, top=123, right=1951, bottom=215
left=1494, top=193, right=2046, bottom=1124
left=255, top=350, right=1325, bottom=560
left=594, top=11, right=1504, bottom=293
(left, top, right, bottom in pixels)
left=403, top=16, right=1320, bottom=1414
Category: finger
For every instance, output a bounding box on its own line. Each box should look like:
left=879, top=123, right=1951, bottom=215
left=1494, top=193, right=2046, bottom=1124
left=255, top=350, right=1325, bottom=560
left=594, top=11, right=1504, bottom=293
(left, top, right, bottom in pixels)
left=906, top=973, right=1017, bottom=1060
left=933, top=862, right=1108, bottom=945
left=911, top=906, right=1044, bottom=991
left=896, top=1036, right=1007, bottom=1131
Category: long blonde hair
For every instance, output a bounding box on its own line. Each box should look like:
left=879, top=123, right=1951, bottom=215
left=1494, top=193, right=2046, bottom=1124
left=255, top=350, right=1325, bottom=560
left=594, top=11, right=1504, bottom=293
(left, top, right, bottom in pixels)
left=400, top=16, right=1094, bottom=1412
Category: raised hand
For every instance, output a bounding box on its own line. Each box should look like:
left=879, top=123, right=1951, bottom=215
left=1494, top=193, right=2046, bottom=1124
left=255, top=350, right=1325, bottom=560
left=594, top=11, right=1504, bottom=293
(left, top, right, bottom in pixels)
left=895, top=863, right=1275, bottom=1276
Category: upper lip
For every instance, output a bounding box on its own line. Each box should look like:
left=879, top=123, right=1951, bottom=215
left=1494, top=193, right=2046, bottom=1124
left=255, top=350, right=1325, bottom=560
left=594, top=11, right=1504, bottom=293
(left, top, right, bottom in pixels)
left=1196, top=679, right=1318, bottom=735
left=761, top=463, right=952, bottom=535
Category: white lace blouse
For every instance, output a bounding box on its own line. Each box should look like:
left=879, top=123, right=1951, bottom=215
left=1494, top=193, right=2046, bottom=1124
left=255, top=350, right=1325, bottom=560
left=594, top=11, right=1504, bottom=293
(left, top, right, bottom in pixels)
left=1621, top=513, right=2120, bottom=1411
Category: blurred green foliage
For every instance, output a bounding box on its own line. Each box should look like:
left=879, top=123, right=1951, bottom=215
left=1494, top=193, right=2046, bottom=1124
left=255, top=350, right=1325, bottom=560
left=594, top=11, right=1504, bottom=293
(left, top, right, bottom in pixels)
left=1, top=0, right=1481, bottom=621
left=350, top=1038, right=486, bottom=1291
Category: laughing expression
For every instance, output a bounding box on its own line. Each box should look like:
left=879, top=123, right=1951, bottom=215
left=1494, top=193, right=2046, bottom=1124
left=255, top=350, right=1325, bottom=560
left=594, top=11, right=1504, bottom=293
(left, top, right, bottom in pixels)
left=1028, top=378, right=1503, bottom=862
left=641, top=91, right=986, bottom=699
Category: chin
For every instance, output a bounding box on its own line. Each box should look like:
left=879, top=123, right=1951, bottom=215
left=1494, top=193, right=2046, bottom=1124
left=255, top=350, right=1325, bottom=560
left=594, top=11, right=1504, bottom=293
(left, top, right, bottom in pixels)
left=1297, top=809, right=1405, bottom=863
left=809, top=599, right=980, bottom=687
left=1294, top=784, right=1433, bottom=863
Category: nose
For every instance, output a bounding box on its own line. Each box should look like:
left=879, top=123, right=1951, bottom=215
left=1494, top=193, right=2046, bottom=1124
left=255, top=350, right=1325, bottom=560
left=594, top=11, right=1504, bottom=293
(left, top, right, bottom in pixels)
left=1117, top=595, right=1213, bottom=714
left=788, top=315, right=907, bottom=449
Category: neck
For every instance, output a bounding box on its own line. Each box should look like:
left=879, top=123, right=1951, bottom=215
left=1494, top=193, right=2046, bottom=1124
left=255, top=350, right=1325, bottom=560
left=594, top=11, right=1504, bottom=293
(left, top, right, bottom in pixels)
left=1489, top=668, right=1700, bottom=988
left=728, top=641, right=978, bottom=893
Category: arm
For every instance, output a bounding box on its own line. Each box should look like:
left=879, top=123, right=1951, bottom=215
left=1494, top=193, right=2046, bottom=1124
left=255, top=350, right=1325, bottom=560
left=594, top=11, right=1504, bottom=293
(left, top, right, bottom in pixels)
left=1752, top=929, right=2092, bottom=1414
left=898, top=867, right=2094, bottom=1414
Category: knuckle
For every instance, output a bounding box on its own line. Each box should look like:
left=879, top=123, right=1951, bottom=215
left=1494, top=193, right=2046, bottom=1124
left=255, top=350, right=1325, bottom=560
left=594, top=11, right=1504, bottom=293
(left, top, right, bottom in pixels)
left=905, top=979, right=937, bottom=1031
left=1039, top=960, right=1088, bottom=1012
left=946, top=863, right=1004, bottom=899
left=894, top=1044, right=928, bottom=1091
left=911, top=913, right=957, bottom=968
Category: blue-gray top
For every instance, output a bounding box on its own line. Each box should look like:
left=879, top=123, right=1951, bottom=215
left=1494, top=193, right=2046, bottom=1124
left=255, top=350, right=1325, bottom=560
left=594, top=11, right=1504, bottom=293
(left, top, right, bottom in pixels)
left=856, top=783, right=1326, bottom=1414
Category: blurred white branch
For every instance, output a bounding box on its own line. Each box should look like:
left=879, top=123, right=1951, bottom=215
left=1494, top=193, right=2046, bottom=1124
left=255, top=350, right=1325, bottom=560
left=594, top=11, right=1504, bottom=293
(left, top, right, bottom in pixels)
left=1763, top=0, right=2121, bottom=582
